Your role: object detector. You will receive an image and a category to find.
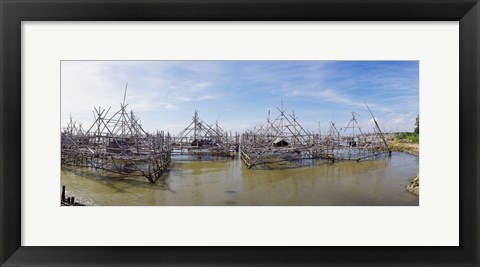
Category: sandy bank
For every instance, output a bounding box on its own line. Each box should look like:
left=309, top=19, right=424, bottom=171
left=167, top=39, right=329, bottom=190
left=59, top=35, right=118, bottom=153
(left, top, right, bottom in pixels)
left=388, top=140, right=419, bottom=156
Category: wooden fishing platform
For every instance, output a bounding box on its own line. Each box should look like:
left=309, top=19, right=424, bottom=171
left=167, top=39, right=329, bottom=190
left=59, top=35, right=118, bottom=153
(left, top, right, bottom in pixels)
left=61, top=85, right=171, bottom=183
left=170, top=111, right=239, bottom=159
left=240, top=102, right=391, bottom=169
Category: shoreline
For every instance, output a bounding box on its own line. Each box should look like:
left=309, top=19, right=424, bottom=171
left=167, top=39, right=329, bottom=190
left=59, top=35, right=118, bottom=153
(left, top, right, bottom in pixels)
left=388, top=140, right=419, bottom=156
left=388, top=140, right=419, bottom=196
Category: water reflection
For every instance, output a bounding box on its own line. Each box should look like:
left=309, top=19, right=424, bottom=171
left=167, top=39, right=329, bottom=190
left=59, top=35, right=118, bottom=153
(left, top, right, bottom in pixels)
left=61, top=152, right=418, bottom=206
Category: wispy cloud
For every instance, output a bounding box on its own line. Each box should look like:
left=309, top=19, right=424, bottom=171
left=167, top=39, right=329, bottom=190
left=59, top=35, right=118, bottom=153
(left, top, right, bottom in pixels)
left=197, top=95, right=219, bottom=101
left=61, top=60, right=418, bottom=134
left=194, top=81, right=211, bottom=91
left=288, top=89, right=393, bottom=113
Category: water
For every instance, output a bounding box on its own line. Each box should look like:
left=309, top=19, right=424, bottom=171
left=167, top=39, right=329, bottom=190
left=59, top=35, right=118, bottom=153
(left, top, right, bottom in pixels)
left=61, top=152, right=419, bottom=206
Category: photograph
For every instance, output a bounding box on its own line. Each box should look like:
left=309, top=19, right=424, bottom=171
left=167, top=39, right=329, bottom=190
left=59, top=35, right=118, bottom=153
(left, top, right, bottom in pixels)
left=60, top=60, right=419, bottom=206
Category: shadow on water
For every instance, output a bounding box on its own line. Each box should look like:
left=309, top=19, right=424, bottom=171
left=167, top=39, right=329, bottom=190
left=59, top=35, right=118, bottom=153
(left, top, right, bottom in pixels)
left=251, top=158, right=331, bottom=170
left=61, top=165, right=172, bottom=194
left=171, top=154, right=234, bottom=162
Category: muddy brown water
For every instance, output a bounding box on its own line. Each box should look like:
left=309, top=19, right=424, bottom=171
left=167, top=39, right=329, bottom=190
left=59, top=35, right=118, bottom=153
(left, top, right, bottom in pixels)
left=61, top=152, right=419, bottom=206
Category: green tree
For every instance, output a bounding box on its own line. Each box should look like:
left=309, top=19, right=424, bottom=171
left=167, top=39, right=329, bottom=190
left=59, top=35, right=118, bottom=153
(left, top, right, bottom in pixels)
left=414, top=114, right=419, bottom=134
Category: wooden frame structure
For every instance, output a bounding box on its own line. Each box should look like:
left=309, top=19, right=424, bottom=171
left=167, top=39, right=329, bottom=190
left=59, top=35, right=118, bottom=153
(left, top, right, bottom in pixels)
left=61, top=101, right=171, bottom=183
left=311, top=111, right=391, bottom=162
left=240, top=105, right=317, bottom=169
left=171, top=111, right=238, bottom=158
left=240, top=103, right=391, bottom=169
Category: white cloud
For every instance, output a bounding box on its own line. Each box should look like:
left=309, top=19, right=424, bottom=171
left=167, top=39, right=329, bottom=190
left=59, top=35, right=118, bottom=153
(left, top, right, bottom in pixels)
left=164, top=104, right=178, bottom=110
left=175, top=96, right=192, bottom=103
left=317, top=89, right=364, bottom=108
left=61, top=61, right=418, bottom=134
left=194, top=81, right=211, bottom=91
left=61, top=61, right=221, bottom=129
left=197, top=95, right=218, bottom=101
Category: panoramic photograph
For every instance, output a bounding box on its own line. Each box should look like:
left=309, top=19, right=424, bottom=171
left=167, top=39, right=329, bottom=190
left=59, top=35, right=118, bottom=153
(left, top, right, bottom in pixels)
left=60, top=60, right=419, bottom=206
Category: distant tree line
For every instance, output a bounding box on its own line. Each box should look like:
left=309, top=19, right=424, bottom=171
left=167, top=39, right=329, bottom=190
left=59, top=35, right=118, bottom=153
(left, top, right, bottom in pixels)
left=414, top=114, right=419, bottom=135
left=393, top=114, right=419, bottom=144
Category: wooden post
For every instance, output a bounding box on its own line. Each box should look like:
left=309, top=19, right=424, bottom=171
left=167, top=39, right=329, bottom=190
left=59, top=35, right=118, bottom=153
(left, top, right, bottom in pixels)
left=61, top=185, right=65, bottom=201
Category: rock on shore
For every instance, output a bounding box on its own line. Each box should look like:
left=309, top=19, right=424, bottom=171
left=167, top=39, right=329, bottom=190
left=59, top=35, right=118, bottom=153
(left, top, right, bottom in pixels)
left=407, top=173, right=419, bottom=196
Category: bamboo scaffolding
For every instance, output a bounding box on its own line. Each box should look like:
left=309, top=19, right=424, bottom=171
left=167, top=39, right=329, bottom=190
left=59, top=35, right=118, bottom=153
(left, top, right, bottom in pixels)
left=240, top=104, right=318, bottom=169
left=240, top=102, right=391, bottom=169
left=171, top=110, right=238, bottom=158
left=61, top=85, right=171, bottom=183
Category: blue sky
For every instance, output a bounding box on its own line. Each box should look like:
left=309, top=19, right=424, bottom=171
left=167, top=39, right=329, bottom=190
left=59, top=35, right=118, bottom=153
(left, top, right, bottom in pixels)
left=61, top=61, right=418, bottom=135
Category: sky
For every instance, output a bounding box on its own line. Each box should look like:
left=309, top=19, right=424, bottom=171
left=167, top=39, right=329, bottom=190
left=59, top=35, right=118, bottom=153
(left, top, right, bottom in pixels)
left=61, top=61, right=419, bottom=135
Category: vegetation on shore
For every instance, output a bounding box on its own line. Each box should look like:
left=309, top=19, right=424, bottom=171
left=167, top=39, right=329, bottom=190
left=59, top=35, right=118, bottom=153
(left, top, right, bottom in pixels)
left=387, top=115, right=419, bottom=154
left=387, top=133, right=419, bottom=155
left=394, top=132, right=419, bottom=144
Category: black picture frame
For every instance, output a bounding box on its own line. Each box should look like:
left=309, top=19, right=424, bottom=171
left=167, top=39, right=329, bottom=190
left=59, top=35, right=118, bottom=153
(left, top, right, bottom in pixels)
left=1, top=0, right=478, bottom=266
